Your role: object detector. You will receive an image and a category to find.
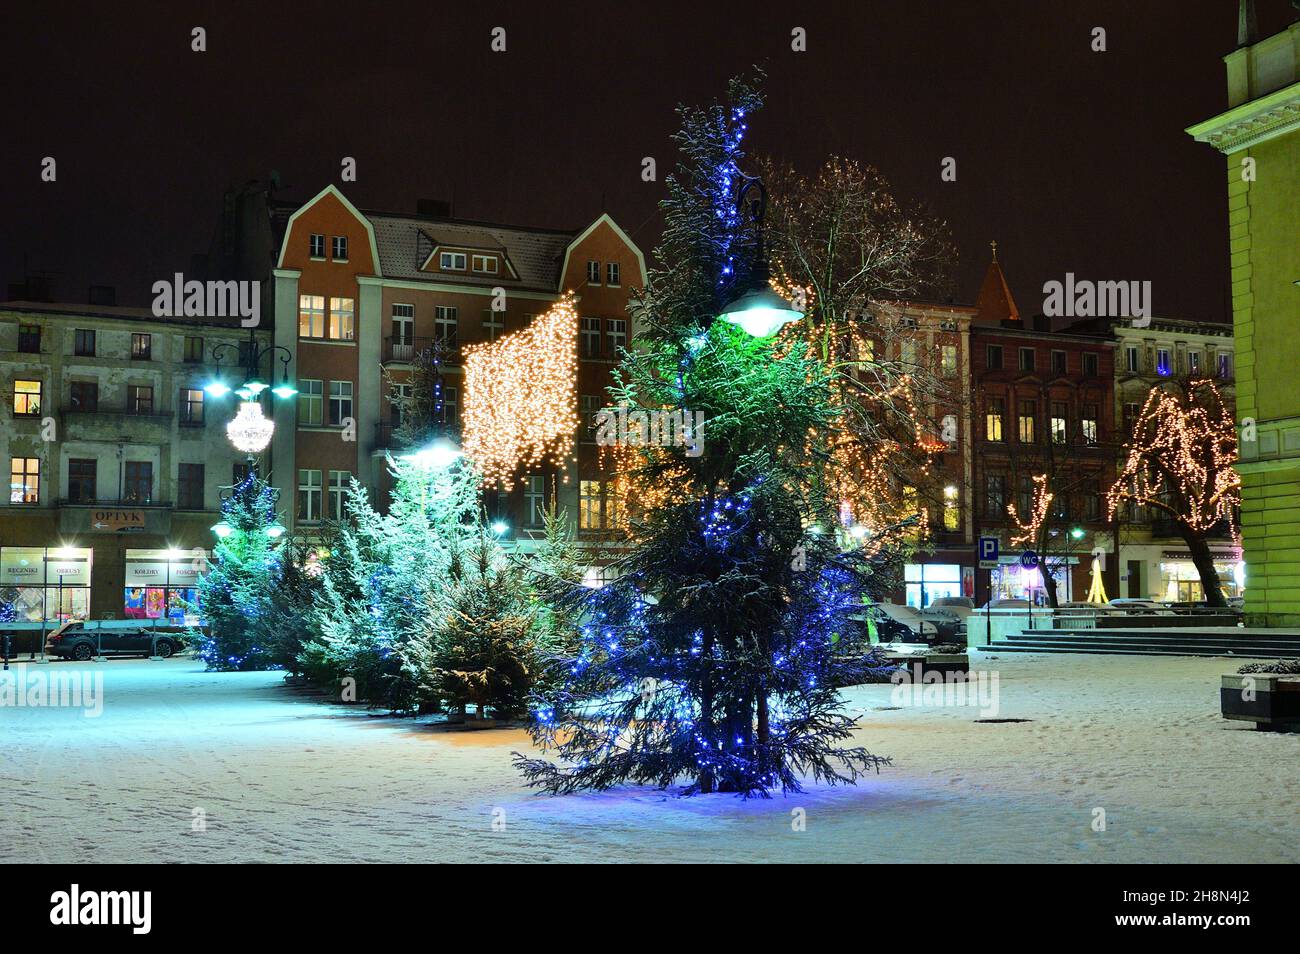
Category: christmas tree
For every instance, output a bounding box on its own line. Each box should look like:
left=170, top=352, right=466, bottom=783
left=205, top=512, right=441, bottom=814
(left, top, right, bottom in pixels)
left=515, top=75, right=896, bottom=797
left=191, top=471, right=285, bottom=671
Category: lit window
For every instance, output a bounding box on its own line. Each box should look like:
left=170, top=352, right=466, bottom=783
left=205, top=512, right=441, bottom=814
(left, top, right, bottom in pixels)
left=127, top=385, right=154, bottom=414
left=439, top=251, right=467, bottom=270
left=1156, top=348, right=1171, bottom=376
left=606, top=262, right=620, bottom=286
left=986, top=398, right=1004, bottom=442
left=298, top=379, right=323, bottom=426
left=331, top=236, right=348, bottom=261
left=299, top=295, right=325, bottom=338
left=13, top=380, right=41, bottom=416
left=586, top=261, right=601, bottom=285
left=123, top=461, right=153, bottom=503
left=940, top=344, right=957, bottom=377
left=329, top=297, right=355, bottom=341
left=579, top=480, right=603, bottom=529
left=1018, top=400, right=1036, bottom=443
left=298, top=469, right=322, bottom=522
left=1081, top=404, right=1099, bottom=444
left=179, top=388, right=204, bottom=425
left=328, top=381, right=353, bottom=425
left=1125, top=345, right=1139, bottom=372
left=472, top=254, right=498, bottom=274
left=1051, top=401, right=1067, bottom=444
left=131, top=333, right=152, bottom=360
left=309, top=234, right=325, bottom=258
left=942, top=485, right=960, bottom=531
left=1188, top=351, right=1201, bottom=375
left=9, top=457, right=39, bottom=504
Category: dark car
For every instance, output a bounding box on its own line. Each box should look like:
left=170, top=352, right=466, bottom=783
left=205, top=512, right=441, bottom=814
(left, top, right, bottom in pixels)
left=865, top=606, right=927, bottom=644
left=45, top=622, right=183, bottom=661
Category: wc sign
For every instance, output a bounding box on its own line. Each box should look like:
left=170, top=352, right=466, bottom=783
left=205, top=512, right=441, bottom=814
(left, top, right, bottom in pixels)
left=978, top=537, right=999, bottom=569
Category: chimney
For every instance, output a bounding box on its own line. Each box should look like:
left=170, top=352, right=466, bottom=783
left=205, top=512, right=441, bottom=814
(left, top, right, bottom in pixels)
left=417, top=198, right=452, bottom=218
left=1237, top=0, right=1258, bottom=47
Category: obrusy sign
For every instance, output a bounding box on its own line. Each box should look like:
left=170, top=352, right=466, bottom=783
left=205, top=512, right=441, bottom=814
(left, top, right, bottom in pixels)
left=91, top=509, right=146, bottom=532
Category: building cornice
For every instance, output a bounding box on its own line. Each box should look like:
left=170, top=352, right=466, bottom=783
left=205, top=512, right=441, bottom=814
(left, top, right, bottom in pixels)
left=1186, top=80, right=1300, bottom=154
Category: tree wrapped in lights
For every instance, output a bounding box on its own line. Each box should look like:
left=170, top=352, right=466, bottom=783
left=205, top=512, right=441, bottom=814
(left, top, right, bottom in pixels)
left=191, top=472, right=284, bottom=671
left=515, top=75, right=895, bottom=798
left=461, top=295, right=580, bottom=489
left=1107, top=378, right=1240, bottom=606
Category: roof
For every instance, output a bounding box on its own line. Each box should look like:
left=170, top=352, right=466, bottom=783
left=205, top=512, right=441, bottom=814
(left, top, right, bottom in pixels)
left=973, top=255, right=1021, bottom=326
left=0, top=300, right=261, bottom=331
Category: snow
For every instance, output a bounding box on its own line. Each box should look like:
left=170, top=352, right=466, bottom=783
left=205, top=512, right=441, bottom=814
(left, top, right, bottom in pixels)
left=2, top=650, right=1296, bottom=863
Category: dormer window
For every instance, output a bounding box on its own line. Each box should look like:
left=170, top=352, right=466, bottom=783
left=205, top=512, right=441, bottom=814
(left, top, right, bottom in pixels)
left=471, top=254, right=498, bottom=274
left=440, top=251, right=467, bottom=270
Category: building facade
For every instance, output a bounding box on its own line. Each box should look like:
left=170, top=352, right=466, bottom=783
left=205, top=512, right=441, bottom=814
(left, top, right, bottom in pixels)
left=269, top=186, right=645, bottom=568
left=0, top=301, right=270, bottom=623
left=1109, top=316, right=1240, bottom=601
left=1187, top=14, right=1300, bottom=625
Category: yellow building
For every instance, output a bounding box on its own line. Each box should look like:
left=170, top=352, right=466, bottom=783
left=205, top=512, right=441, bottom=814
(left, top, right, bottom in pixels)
left=1187, top=14, right=1300, bottom=625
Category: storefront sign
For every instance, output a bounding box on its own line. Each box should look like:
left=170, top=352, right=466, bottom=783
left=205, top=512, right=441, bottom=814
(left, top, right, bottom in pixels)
left=91, top=509, right=146, bottom=532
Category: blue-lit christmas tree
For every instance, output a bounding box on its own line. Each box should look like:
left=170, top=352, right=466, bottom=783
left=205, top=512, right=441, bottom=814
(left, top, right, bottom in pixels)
left=191, top=471, right=285, bottom=671
left=515, top=74, right=895, bottom=797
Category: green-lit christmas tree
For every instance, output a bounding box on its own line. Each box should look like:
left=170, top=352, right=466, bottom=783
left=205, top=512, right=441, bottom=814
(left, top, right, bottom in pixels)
left=515, top=75, right=897, bottom=797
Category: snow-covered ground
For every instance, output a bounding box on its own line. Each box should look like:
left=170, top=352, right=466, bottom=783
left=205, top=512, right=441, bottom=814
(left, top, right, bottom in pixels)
left=2, top=650, right=1296, bottom=863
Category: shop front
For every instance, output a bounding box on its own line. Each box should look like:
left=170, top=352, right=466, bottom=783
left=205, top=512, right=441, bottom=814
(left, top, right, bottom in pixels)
left=989, top=556, right=1077, bottom=605
left=0, top=546, right=94, bottom=622
left=1157, top=548, right=1244, bottom=602
left=123, top=549, right=207, bottom=625
left=903, top=562, right=971, bottom=608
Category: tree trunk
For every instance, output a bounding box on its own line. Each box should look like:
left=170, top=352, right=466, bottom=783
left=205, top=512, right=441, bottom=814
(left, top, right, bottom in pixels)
left=1039, top=562, right=1061, bottom=609
left=1181, top=528, right=1226, bottom=607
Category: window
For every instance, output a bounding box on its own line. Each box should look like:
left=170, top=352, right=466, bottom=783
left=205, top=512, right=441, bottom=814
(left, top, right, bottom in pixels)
left=390, top=303, right=415, bottom=359
left=1051, top=401, right=1068, bottom=444
left=439, top=251, right=467, bottom=270
left=1123, top=402, right=1141, bottom=434
left=901, top=340, right=918, bottom=366
left=331, top=235, right=348, bottom=261
left=434, top=306, right=458, bottom=347
left=183, top=335, right=204, bottom=363
left=606, top=319, right=627, bottom=354
left=70, top=381, right=98, bottom=412
left=1155, top=348, right=1171, bottom=376
left=525, top=475, right=547, bottom=526
left=1188, top=351, right=1201, bottom=375
left=68, top=458, right=96, bottom=503
left=13, top=380, right=41, bottom=416
left=328, top=471, right=349, bottom=521
left=580, top=394, right=601, bottom=441
left=123, top=461, right=153, bottom=503
left=389, top=382, right=412, bottom=426
left=127, top=385, right=154, bottom=414
left=299, top=294, right=325, bottom=338
left=985, top=397, right=1004, bottom=442
left=606, top=262, right=620, bottom=286
left=74, top=329, right=96, bottom=357
left=1125, top=345, right=1139, bottom=373
left=940, top=344, right=957, bottom=377
left=18, top=325, right=40, bottom=353
left=131, top=333, right=152, bottom=360
left=986, top=345, right=1003, bottom=370
left=298, top=379, right=323, bottom=426
left=1017, top=476, right=1035, bottom=519
left=581, top=317, right=601, bottom=357
left=439, top=386, right=459, bottom=426
left=9, top=457, right=39, bottom=504
left=471, top=254, right=498, bottom=274
left=177, top=463, right=204, bottom=510
left=984, top=475, right=1006, bottom=519
left=179, top=388, right=204, bottom=425
left=579, top=479, right=603, bottom=529
left=298, top=469, right=322, bottom=522
left=1017, top=399, right=1036, bottom=443
left=329, top=297, right=355, bottom=341
left=1083, top=352, right=1099, bottom=377
left=328, top=381, right=353, bottom=426
left=942, top=485, right=960, bottom=531
left=1084, top=480, right=1101, bottom=521
left=1019, top=347, right=1036, bottom=372
left=309, top=233, right=325, bottom=258
left=482, top=310, right=505, bottom=342
left=1217, top=352, right=1233, bottom=379
left=1081, top=403, right=1099, bottom=444
left=1051, top=350, right=1067, bottom=376
left=586, top=261, right=601, bottom=285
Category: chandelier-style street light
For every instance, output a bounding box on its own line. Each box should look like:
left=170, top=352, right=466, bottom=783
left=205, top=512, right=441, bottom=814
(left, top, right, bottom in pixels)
left=226, top=400, right=276, bottom=455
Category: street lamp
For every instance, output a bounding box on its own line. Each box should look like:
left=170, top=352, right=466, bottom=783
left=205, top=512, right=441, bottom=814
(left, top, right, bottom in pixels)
left=206, top=330, right=297, bottom=410
left=402, top=438, right=462, bottom=471
left=226, top=400, right=276, bottom=455
left=716, top=177, right=802, bottom=338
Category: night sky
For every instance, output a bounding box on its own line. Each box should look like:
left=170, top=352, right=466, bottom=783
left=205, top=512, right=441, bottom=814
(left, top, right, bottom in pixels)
left=4, top=0, right=1297, bottom=320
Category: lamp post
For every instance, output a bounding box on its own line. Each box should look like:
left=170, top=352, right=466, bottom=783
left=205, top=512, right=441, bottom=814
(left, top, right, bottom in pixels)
left=716, top=176, right=803, bottom=338
left=205, top=329, right=296, bottom=475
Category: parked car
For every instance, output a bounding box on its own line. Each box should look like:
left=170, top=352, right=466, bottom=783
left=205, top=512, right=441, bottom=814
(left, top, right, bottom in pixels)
left=872, top=603, right=939, bottom=642
left=928, top=596, right=975, bottom=620
left=45, top=622, right=183, bottom=660
left=1106, top=598, right=1175, bottom=616
left=914, top=608, right=966, bottom=642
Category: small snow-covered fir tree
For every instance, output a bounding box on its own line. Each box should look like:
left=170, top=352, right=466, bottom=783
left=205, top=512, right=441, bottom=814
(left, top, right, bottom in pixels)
left=515, top=74, right=897, bottom=797
left=299, top=452, right=480, bottom=709
left=191, top=472, right=283, bottom=671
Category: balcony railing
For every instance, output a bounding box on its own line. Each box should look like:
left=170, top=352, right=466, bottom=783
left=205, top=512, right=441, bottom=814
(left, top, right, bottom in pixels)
left=59, top=403, right=174, bottom=423
left=57, top=497, right=172, bottom=508
left=383, top=336, right=460, bottom=365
